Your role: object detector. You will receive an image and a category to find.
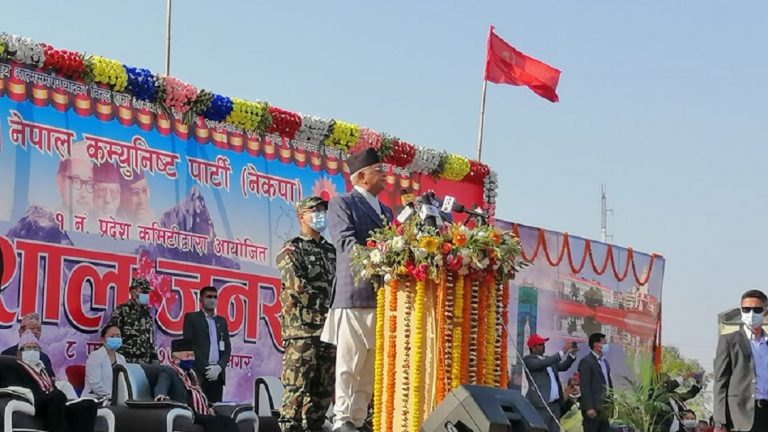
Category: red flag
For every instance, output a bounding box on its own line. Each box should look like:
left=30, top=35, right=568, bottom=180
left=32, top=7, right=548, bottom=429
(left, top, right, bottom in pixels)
left=484, top=26, right=561, bottom=102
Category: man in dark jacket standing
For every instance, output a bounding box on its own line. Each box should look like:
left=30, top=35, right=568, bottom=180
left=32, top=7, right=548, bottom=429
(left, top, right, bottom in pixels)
left=321, top=148, right=393, bottom=432
left=578, top=332, right=614, bottom=432
left=183, top=286, right=232, bottom=403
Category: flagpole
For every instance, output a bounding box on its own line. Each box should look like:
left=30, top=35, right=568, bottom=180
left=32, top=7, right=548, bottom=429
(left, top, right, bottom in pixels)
left=164, top=0, right=172, bottom=75
left=476, top=79, right=488, bottom=161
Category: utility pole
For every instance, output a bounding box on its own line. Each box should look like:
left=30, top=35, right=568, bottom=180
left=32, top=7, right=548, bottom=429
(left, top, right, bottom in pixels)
left=601, top=184, right=614, bottom=243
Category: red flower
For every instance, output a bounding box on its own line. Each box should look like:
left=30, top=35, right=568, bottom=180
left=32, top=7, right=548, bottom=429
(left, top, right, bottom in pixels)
left=446, top=255, right=463, bottom=273
left=396, top=225, right=405, bottom=236
left=440, top=242, right=453, bottom=255
left=413, top=264, right=428, bottom=281
left=366, top=240, right=377, bottom=248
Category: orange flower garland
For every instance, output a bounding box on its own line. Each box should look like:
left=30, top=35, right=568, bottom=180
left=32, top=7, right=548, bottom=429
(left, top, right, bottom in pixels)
left=435, top=273, right=447, bottom=403
left=373, top=287, right=386, bottom=432
left=385, top=281, right=398, bottom=432
left=409, top=279, right=427, bottom=432
left=441, top=274, right=455, bottom=400
left=450, top=274, right=464, bottom=389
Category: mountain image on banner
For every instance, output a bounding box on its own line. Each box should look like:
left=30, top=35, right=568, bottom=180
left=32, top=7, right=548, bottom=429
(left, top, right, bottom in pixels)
left=5, top=205, right=74, bottom=246
left=134, top=187, right=240, bottom=270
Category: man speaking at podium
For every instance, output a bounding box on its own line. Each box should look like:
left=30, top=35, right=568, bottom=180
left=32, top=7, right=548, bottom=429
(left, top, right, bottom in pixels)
left=322, top=148, right=393, bottom=432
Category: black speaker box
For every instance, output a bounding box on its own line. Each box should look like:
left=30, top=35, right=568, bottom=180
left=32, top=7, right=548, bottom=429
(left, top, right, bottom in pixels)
left=421, top=385, right=548, bottom=432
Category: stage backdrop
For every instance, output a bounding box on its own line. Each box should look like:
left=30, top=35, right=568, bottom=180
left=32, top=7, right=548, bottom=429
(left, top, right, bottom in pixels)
left=495, top=220, right=665, bottom=391
left=0, top=61, right=486, bottom=403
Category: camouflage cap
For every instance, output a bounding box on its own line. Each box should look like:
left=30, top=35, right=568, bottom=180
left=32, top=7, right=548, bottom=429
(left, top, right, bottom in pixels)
left=295, top=196, right=328, bottom=212
left=130, top=277, right=152, bottom=292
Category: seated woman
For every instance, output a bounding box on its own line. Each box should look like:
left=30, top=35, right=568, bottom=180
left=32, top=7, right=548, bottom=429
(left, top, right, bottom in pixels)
left=9, top=330, right=98, bottom=432
left=82, top=324, right=126, bottom=399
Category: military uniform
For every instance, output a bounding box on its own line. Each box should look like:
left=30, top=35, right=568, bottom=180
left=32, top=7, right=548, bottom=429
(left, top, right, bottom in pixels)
left=277, top=197, right=337, bottom=432
left=108, top=300, right=158, bottom=364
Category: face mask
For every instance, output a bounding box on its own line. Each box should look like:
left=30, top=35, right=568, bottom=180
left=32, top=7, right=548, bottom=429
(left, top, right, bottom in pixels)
left=742, top=311, right=764, bottom=329
left=21, top=350, right=40, bottom=365
left=203, top=298, right=217, bottom=311
left=105, top=337, right=122, bottom=351
left=138, top=293, right=149, bottom=305
left=682, top=419, right=697, bottom=429
left=570, top=392, right=581, bottom=399
left=601, top=343, right=610, bottom=354
left=308, top=212, right=327, bottom=232
left=179, top=359, right=195, bottom=371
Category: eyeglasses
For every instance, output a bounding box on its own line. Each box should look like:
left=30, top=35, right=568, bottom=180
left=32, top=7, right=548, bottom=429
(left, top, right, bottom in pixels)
left=742, top=306, right=765, bottom=314
left=67, top=176, right=94, bottom=193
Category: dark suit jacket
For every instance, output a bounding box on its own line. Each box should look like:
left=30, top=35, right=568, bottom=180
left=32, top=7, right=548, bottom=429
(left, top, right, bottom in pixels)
left=327, top=189, right=393, bottom=308
left=714, top=327, right=759, bottom=431
left=154, top=368, right=193, bottom=405
left=577, top=352, right=613, bottom=412
left=182, top=311, right=231, bottom=384
left=1, top=345, right=56, bottom=378
left=523, top=352, right=576, bottom=408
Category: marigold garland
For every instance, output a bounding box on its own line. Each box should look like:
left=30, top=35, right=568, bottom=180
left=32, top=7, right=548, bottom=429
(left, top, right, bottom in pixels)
left=435, top=273, right=447, bottom=403
left=484, top=277, right=497, bottom=385
left=499, top=282, right=510, bottom=389
left=450, top=274, right=464, bottom=389
left=475, top=279, right=487, bottom=383
left=494, top=280, right=505, bottom=386
left=460, top=276, right=472, bottom=384
left=385, top=281, right=398, bottom=432
left=409, top=279, right=427, bottom=432
left=442, top=274, right=455, bottom=396
left=373, top=287, right=386, bottom=432
left=400, top=280, right=413, bottom=432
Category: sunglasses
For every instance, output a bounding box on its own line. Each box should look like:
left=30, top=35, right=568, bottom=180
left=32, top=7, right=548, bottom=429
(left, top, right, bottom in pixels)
left=742, top=306, right=765, bottom=314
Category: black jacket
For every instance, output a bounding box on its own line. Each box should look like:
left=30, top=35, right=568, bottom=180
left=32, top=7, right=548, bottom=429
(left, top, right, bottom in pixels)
left=182, top=311, right=231, bottom=383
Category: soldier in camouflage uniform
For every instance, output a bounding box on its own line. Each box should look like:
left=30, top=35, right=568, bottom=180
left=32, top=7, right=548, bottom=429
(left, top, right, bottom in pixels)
left=277, top=196, right=337, bottom=432
left=107, top=277, right=158, bottom=364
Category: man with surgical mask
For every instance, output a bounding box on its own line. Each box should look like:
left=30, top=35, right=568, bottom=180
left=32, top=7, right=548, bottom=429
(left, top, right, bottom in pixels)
left=714, top=289, right=768, bottom=432
left=277, top=196, right=336, bottom=432
left=578, top=332, right=613, bottom=432
left=679, top=410, right=699, bottom=432
left=183, top=286, right=231, bottom=403
left=154, top=338, right=238, bottom=432
left=107, top=277, right=159, bottom=364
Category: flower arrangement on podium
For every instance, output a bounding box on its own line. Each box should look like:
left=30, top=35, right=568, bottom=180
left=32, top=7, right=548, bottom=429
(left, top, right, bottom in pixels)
left=351, top=219, right=526, bottom=432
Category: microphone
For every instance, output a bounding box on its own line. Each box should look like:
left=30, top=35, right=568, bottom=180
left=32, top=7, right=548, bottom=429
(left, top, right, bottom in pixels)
left=396, top=189, right=417, bottom=224
left=451, top=203, right=489, bottom=223
left=416, top=191, right=442, bottom=228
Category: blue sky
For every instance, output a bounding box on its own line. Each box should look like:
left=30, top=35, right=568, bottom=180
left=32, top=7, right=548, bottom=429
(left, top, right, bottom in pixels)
left=4, top=1, right=767, bottom=370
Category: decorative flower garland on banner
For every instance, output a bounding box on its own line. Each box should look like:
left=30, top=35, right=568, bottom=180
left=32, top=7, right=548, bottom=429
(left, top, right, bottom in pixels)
left=499, top=281, right=510, bottom=389
left=399, top=280, right=413, bottom=432
left=460, top=276, right=471, bottom=384
left=435, top=274, right=447, bottom=403
left=0, top=33, right=45, bottom=67
left=202, top=93, right=233, bottom=122
left=484, top=277, right=497, bottom=385
left=294, top=114, right=332, bottom=147
left=157, top=75, right=198, bottom=115
left=493, top=280, right=504, bottom=386
left=42, top=44, right=84, bottom=81
left=324, top=120, right=360, bottom=151
left=87, top=56, right=128, bottom=92
left=406, top=146, right=444, bottom=175
left=373, top=287, right=386, bottom=432
left=440, top=154, right=471, bottom=181
left=124, top=67, right=157, bottom=102
left=267, top=106, right=302, bottom=139
left=225, top=98, right=270, bottom=133
left=473, top=280, right=486, bottom=383
left=0, top=30, right=505, bottom=203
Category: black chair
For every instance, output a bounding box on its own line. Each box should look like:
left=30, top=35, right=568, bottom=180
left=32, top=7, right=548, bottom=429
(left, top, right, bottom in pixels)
left=0, top=355, right=114, bottom=432
left=113, top=363, right=257, bottom=432
left=253, top=376, right=333, bottom=432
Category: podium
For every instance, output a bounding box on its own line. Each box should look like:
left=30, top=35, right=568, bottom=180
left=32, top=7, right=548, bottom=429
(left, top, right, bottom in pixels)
left=352, top=222, right=524, bottom=432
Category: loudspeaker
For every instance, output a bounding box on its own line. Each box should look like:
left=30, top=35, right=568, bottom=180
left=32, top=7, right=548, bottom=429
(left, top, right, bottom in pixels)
left=421, top=385, right=548, bottom=432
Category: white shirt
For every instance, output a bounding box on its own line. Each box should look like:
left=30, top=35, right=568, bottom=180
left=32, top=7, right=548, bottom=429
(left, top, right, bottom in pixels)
left=82, top=346, right=126, bottom=398
left=591, top=350, right=610, bottom=384
left=744, top=326, right=768, bottom=399
left=205, top=313, right=220, bottom=365
left=354, top=185, right=381, bottom=216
